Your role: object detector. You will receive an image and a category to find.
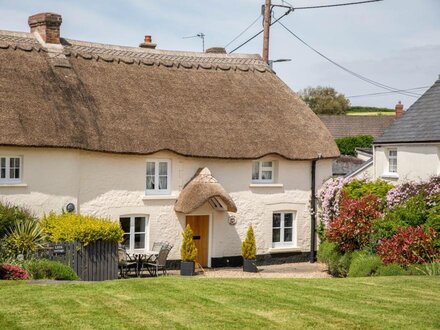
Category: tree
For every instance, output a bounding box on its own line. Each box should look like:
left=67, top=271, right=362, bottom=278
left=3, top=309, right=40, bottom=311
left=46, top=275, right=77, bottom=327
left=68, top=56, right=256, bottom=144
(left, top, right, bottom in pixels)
left=241, top=225, right=256, bottom=260
left=180, top=224, right=197, bottom=262
left=299, top=86, right=350, bottom=115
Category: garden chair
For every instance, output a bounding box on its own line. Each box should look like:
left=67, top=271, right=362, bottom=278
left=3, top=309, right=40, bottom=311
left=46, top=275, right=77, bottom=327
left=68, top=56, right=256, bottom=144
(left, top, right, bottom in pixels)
left=141, top=243, right=173, bottom=277
left=118, top=247, right=138, bottom=278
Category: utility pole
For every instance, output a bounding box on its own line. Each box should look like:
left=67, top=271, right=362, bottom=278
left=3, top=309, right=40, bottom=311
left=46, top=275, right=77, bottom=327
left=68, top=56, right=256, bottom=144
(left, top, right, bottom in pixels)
left=262, top=0, right=271, bottom=63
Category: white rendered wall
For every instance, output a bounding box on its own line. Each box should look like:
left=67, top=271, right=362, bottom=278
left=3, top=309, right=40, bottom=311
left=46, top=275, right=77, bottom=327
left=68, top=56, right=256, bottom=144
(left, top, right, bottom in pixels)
left=0, top=147, right=333, bottom=260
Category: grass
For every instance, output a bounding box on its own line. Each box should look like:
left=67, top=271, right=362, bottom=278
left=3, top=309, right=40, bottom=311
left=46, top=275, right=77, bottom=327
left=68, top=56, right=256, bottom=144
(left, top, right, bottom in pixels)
left=0, top=276, right=439, bottom=329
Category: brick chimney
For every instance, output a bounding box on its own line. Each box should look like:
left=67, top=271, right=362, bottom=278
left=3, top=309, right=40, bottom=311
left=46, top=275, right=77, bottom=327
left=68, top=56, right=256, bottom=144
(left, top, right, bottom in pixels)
left=28, top=12, right=62, bottom=44
left=139, top=35, right=156, bottom=49
left=395, top=101, right=404, bottom=118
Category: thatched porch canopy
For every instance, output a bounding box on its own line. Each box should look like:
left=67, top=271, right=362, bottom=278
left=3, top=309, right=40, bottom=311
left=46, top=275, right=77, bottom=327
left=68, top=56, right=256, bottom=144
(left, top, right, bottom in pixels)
left=175, top=168, right=237, bottom=214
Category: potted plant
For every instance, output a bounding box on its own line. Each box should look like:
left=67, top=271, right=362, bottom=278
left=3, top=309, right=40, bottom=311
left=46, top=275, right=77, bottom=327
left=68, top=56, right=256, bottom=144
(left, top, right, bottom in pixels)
left=180, top=224, right=197, bottom=276
left=241, top=225, right=258, bottom=273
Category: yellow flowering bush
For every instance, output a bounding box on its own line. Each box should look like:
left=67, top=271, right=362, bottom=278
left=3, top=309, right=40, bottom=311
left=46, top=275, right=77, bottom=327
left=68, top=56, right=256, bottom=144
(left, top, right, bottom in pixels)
left=41, top=213, right=124, bottom=246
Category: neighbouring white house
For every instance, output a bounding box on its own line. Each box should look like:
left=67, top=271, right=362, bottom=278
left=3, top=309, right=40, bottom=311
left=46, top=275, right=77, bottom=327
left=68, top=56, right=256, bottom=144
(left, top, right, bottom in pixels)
left=0, top=13, right=339, bottom=267
left=373, top=78, right=440, bottom=183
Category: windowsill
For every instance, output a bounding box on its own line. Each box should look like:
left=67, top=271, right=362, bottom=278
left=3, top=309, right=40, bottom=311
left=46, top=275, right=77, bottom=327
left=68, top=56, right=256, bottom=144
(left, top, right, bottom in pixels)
left=142, top=195, right=178, bottom=200
left=0, top=183, right=28, bottom=188
left=269, top=247, right=301, bottom=253
left=380, top=172, right=399, bottom=179
left=249, top=183, right=284, bottom=188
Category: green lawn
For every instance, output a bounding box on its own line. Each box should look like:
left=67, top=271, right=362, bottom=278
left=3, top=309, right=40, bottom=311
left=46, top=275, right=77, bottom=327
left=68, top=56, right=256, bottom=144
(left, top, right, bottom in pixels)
left=0, top=276, right=439, bottom=329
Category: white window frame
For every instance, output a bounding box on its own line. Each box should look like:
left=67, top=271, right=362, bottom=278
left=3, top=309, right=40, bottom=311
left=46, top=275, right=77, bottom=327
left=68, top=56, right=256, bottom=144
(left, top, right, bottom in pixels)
left=388, top=149, right=397, bottom=173
left=252, top=160, right=275, bottom=183
left=120, top=215, right=149, bottom=254
left=0, top=156, right=22, bottom=184
left=145, top=159, right=171, bottom=195
left=272, top=211, right=297, bottom=248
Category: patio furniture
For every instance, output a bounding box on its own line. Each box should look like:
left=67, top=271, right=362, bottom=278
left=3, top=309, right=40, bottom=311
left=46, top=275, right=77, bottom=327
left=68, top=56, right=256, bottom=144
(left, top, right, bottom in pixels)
left=118, top=247, right=138, bottom=278
left=141, top=243, right=173, bottom=277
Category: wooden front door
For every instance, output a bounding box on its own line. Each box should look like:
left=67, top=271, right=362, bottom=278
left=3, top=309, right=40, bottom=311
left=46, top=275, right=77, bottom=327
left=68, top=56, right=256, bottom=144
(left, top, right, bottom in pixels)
left=186, top=215, right=209, bottom=267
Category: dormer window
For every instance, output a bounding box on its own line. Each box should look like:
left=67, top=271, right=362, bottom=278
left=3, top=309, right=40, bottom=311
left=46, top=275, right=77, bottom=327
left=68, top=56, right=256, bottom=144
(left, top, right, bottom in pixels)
left=252, top=161, right=274, bottom=183
left=0, top=156, right=22, bottom=184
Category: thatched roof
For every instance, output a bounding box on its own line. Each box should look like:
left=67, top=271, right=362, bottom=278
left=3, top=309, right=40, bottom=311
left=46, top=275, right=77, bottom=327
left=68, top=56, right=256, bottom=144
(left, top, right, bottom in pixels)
left=175, top=168, right=237, bottom=213
left=0, top=29, right=339, bottom=160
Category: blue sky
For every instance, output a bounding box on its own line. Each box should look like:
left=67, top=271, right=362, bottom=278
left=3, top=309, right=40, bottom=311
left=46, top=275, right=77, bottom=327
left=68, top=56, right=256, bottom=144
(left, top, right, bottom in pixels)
left=1, top=0, right=439, bottom=108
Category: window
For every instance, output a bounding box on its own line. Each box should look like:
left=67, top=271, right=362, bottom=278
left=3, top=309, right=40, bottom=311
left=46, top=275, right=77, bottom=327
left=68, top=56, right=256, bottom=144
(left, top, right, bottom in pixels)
left=146, top=160, right=170, bottom=194
left=120, top=216, right=148, bottom=254
left=272, top=212, right=296, bottom=247
left=252, top=161, right=274, bottom=183
left=388, top=149, right=397, bottom=173
left=0, top=156, right=21, bottom=183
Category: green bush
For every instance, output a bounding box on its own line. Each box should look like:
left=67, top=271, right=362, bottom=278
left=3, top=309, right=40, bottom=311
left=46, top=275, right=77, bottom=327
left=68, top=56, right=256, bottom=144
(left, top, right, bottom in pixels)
left=317, top=241, right=351, bottom=277
left=372, top=217, right=407, bottom=242
left=376, top=263, right=407, bottom=276
left=41, top=212, right=123, bottom=245
left=343, top=179, right=393, bottom=201
left=348, top=251, right=382, bottom=277
left=241, top=225, right=257, bottom=260
left=384, top=194, right=428, bottom=227
left=347, top=106, right=394, bottom=113
left=426, top=194, right=440, bottom=232
left=23, top=259, right=79, bottom=280
left=335, top=135, right=374, bottom=156
left=0, top=203, right=36, bottom=239
left=1, top=220, right=46, bottom=259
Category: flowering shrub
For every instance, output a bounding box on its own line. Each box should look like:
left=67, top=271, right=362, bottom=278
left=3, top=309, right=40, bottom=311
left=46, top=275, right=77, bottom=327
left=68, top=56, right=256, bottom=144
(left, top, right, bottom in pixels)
left=41, top=213, right=123, bottom=246
left=386, top=176, right=440, bottom=208
left=0, top=264, right=29, bottom=280
left=326, top=193, right=381, bottom=252
left=376, top=226, right=439, bottom=265
left=343, top=179, right=393, bottom=201
left=317, top=177, right=350, bottom=226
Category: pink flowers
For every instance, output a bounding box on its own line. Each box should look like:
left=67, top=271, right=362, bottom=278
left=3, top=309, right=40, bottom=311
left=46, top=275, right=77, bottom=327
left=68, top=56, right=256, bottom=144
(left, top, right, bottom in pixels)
left=317, top=177, right=351, bottom=226
left=0, top=264, right=29, bottom=280
left=386, top=176, right=440, bottom=208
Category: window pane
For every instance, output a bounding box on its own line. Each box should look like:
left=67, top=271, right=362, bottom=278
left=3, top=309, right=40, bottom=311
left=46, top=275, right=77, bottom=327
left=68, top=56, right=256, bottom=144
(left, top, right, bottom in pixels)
left=252, top=161, right=259, bottom=180
left=134, top=234, right=145, bottom=249
left=284, top=213, right=293, bottom=227
left=122, top=234, right=130, bottom=249
left=273, top=213, right=281, bottom=227
left=159, top=176, right=167, bottom=190
left=284, top=228, right=293, bottom=242
left=0, top=158, right=5, bottom=167
left=146, top=175, right=155, bottom=189
left=146, top=162, right=155, bottom=175
left=120, top=217, right=131, bottom=233
left=159, top=162, right=168, bottom=175
left=389, top=150, right=397, bottom=157
left=15, top=168, right=20, bottom=179
left=272, top=229, right=280, bottom=243
left=262, top=171, right=272, bottom=180
left=0, top=169, right=5, bottom=179
left=262, top=161, right=272, bottom=168
left=134, top=217, right=145, bottom=233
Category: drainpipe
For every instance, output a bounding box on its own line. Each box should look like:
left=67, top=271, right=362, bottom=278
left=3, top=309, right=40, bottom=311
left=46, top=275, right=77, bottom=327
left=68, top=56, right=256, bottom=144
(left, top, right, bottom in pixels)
left=310, top=154, right=322, bottom=263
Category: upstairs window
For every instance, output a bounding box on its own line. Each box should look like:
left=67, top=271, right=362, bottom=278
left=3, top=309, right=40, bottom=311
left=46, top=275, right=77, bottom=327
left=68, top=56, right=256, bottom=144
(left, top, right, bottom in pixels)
left=0, top=156, right=21, bottom=184
left=252, top=161, right=274, bottom=183
left=146, top=160, right=170, bottom=194
left=272, top=212, right=296, bottom=247
left=388, top=149, right=397, bottom=173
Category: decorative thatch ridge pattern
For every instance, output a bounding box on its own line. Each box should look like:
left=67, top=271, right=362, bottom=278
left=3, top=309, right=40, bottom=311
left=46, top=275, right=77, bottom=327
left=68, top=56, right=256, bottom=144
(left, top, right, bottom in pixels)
left=175, top=168, right=237, bottom=213
left=0, top=29, right=339, bottom=160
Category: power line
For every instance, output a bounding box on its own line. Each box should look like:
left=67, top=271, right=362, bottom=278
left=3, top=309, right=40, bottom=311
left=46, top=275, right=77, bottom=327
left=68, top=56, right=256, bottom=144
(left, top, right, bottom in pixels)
left=347, top=86, right=429, bottom=98
left=276, top=0, right=383, bottom=11
left=230, top=9, right=293, bottom=54
left=276, top=20, right=420, bottom=98
left=225, top=14, right=262, bottom=49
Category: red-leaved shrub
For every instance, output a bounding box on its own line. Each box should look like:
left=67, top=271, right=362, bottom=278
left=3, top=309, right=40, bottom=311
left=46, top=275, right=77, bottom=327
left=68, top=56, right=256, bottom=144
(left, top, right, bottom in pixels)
left=0, top=264, right=29, bottom=280
left=376, top=226, right=439, bottom=265
left=326, top=193, right=381, bottom=252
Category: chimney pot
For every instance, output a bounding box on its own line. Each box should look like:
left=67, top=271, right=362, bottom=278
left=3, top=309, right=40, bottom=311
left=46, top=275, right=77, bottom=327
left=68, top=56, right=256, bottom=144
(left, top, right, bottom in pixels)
left=395, top=101, right=404, bottom=118
left=139, top=35, right=157, bottom=49
left=28, top=12, right=62, bottom=44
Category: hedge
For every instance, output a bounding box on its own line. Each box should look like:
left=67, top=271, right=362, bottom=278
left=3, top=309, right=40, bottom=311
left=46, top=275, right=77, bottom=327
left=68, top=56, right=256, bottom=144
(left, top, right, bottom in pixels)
left=335, top=135, right=374, bottom=156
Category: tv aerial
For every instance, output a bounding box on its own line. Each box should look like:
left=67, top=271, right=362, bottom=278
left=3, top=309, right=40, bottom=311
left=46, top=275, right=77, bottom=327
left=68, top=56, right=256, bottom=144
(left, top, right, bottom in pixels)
left=183, top=33, right=205, bottom=52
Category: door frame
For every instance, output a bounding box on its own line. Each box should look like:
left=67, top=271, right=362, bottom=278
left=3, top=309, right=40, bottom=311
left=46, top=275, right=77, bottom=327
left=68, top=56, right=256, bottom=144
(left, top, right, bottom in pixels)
left=185, top=213, right=212, bottom=268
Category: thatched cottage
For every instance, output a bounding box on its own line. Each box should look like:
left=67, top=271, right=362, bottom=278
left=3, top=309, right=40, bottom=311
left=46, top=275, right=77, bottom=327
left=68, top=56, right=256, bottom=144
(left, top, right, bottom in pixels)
left=0, top=13, right=339, bottom=267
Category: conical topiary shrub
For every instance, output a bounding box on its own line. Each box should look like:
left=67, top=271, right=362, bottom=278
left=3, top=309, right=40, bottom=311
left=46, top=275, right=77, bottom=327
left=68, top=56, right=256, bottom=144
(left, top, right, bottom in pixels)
left=180, top=224, right=197, bottom=276
left=241, top=225, right=258, bottom=272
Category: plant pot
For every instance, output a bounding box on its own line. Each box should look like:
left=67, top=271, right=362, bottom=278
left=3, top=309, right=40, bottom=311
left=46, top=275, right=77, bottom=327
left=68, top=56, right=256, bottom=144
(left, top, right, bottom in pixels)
left=243, top=259, right=258, bottom=273
left=180, top=261, right=195, bottom=276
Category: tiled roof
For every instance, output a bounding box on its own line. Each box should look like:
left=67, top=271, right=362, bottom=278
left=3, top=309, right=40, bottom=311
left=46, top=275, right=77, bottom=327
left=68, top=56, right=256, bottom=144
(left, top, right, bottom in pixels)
left=375, top=79, right=440, bottom=144
left=319, top=115, right=396, bottom=138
